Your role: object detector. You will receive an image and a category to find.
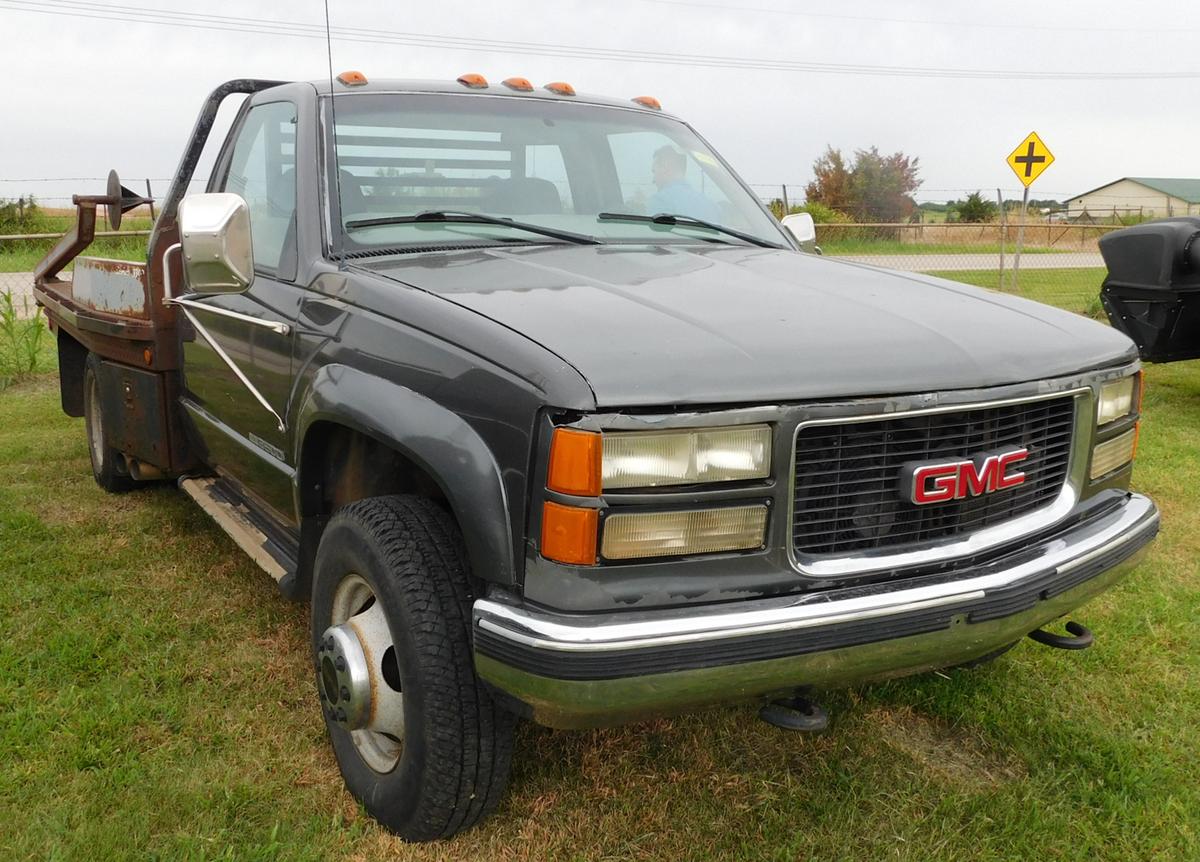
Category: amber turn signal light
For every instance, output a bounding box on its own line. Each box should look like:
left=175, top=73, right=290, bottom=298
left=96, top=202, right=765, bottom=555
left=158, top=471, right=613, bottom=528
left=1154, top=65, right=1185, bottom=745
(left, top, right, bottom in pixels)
left=632, top=95, right=661, bottom=110
left=544, top=81, right=576, bottom=96
left=502, top=76, right=534, bottom=91
left=336, top=70, right=368, bottom=87
left=541, top=502, right=598, bottom=565
left=547, top=428, right=602, bottom=497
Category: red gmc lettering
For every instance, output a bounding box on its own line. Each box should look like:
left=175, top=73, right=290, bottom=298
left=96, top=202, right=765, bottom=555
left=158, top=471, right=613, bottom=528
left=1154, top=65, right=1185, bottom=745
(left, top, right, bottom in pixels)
left=910, top=448, right=1028, bottom=505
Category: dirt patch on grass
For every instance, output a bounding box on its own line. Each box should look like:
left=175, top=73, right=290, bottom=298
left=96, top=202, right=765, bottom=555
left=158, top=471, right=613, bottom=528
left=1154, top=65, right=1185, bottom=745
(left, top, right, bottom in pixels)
left=869, top=706, right=1026, bottom=791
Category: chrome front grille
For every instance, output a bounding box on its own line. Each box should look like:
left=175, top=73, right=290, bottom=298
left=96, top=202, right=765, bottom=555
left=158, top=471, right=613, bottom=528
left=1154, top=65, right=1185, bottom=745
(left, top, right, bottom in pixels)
left=792, top=394, right=1078, bottom=560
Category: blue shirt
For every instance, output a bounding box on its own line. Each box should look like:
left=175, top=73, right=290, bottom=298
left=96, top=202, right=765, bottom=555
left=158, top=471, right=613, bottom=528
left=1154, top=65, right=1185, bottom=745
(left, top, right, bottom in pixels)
left=647, top=180, right=722, bottom=223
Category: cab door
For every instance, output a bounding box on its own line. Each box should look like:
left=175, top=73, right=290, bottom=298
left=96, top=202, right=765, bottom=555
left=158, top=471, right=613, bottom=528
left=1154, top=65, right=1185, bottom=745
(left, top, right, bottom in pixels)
left=179, top=99, right=304, bottom=522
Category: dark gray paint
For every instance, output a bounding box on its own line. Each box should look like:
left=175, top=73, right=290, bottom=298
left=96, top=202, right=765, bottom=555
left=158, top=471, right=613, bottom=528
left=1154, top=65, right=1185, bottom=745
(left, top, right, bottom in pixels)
left=294, top=363, right=518, bottom=585
left=362, top=244, right=1137, bottom=408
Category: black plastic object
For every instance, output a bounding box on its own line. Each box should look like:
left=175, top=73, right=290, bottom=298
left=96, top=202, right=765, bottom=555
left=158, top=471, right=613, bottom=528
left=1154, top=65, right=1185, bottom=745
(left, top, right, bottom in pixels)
left=758, top=693, right=829, bottom=732
left=1099, top=217, right=1200, bottom=362
left=104, top=170, right=152, bottom=230
left=1027, top=620, right=1094, bottom=650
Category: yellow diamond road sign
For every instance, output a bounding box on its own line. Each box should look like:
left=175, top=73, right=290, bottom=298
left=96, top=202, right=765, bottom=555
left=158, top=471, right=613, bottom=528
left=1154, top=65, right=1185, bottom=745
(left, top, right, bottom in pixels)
left=1007, top=131, right=1055, bottom=187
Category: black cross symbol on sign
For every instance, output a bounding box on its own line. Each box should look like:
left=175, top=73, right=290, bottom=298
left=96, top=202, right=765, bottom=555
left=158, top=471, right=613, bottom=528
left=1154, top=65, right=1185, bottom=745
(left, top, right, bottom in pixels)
left=1014, top=141, right=1046, bottom=178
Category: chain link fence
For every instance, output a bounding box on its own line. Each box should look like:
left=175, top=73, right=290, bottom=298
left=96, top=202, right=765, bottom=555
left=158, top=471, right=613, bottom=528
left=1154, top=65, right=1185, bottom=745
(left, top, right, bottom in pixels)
left=0, top=272, right=37, bottom=319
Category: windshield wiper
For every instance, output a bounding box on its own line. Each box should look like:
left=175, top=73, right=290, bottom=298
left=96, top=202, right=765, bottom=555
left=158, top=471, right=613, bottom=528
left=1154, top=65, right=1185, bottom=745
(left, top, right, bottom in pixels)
left=597, top=212, right=785, bottom=249
left=344, top=210, right=601, bottom=246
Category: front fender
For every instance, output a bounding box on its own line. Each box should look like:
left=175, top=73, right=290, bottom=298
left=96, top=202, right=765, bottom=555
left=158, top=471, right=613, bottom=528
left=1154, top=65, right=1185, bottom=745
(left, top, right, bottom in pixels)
left=295, top=364, right=516, bottom=585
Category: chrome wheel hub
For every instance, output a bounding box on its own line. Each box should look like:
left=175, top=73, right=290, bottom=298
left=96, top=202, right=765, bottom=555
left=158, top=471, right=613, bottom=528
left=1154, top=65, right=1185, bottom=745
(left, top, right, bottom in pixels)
left=319, top=575, right=405, bottom=773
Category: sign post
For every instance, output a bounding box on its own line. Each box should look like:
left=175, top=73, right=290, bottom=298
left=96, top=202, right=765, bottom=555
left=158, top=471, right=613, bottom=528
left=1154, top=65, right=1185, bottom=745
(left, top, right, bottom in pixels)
left=1005, top=131, right=1055, bottom=292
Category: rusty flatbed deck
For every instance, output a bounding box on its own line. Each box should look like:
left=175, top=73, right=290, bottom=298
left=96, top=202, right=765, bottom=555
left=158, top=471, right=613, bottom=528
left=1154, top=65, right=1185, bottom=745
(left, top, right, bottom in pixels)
left=36, top=256, right=182, bottom=372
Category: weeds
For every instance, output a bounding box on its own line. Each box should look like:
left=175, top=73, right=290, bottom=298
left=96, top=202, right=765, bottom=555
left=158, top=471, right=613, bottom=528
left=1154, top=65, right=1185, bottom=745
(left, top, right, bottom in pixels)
left=0, top=289, right=48, bottom=389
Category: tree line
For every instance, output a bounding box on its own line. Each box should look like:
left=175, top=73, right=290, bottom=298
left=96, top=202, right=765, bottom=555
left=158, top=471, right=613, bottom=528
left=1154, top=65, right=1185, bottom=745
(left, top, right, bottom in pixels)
left=775, top=146, right=1061, bottom=224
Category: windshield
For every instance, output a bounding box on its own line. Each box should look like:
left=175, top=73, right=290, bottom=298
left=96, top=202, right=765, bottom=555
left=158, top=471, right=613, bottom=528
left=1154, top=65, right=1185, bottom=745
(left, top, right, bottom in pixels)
left=324, top=93, right=786, bottom=253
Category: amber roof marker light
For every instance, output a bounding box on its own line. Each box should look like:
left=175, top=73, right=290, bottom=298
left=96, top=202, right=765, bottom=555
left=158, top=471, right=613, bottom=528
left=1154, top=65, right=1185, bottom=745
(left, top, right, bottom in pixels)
left=457, top=73, right=489, bottom=89
left=336, top=70, right=367, bottom=87
left=544, top=81, right=576, bottom=96
left=502, top=77, right=534, bottom=91
left=632, top=95, right=662, bottom=110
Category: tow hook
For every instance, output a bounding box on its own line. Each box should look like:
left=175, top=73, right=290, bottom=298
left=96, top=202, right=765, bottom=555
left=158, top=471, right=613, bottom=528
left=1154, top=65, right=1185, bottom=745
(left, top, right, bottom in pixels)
left=1028, top=620, right=1094, bottom=650
left=758, top=690, right=829, bottom=732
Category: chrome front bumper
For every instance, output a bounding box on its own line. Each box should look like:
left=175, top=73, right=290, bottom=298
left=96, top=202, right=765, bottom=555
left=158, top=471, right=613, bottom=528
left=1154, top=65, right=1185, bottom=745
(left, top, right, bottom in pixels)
left=474, top=493, right=1159, bottom=729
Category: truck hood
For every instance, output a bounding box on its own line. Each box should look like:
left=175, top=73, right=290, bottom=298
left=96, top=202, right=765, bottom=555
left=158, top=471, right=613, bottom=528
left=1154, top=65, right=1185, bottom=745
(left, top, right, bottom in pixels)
left=361, top=244, right=1137, bottom=407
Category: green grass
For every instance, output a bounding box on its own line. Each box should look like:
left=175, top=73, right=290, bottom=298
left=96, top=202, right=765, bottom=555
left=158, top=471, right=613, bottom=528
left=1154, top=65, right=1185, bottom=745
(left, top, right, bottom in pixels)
left=930, top=267, right=1107, bottom=318
left=823, top=239, right=1066, bottom=255
left=0, top=214, right=152, bottom=272
left=0, top=234, right=148, bottom=272
left=2, top=295, right=1198, bottom=859
left=0, top=303, right=51, bottom=390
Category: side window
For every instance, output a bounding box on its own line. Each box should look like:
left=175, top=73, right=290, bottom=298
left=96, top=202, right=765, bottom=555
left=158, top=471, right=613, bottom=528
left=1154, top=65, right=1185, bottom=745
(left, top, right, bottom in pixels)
left=525, top=144, right=573, bottom=211
left=222, top=101, right=297, bottom=277
left=607, top=131, right=734, bottom=224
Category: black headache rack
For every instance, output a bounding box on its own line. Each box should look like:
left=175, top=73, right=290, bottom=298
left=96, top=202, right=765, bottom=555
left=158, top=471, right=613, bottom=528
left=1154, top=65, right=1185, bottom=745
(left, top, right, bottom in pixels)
left=1099, top=216, right=1200, bottom=363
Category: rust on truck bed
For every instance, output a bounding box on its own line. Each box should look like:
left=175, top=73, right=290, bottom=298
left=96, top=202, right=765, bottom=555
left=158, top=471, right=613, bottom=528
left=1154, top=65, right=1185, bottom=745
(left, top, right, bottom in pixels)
left=72, top=257, right=149, bottom=318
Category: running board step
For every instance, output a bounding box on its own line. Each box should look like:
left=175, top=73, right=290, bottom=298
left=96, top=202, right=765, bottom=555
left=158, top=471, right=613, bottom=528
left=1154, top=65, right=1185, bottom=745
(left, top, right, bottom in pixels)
left=180, top=476, right=299, bottom=594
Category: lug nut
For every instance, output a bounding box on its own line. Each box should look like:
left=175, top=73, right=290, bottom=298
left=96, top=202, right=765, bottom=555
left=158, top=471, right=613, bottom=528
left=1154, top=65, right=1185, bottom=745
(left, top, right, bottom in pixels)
left=340, top=686, right=351, bottom=702
left=336, top=708, right=347, bottom=723
left=335, top=656, right=346, bottom=672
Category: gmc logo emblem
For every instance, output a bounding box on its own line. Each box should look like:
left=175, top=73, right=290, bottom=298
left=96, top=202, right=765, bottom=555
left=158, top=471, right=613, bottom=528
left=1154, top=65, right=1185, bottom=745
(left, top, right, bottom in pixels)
left=901, top=449, right=1029, bottom=505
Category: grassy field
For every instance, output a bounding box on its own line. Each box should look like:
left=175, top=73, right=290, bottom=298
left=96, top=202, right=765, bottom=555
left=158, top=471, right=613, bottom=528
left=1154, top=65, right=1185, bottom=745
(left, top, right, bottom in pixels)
left=1, top=292, right=1198, bottom=860
left=0, top=234, right=148, bottom=272
left=929, top=268, right=1108, bottom=318
left=0, top=211, right=152, bottom=272
left=822, top=239, right=1065, bottom=256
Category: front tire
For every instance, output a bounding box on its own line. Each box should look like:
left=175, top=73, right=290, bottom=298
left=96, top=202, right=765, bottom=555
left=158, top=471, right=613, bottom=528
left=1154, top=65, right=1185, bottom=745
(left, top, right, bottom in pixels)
left=82, top=354, right=134, bottom=493
left=310, top=495, right=515, bottom=841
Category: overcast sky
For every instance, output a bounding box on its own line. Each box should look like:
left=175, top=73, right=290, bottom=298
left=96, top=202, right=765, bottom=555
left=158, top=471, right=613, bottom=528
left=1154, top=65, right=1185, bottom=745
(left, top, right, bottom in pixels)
left=1, top=0, right=1197, bottom=208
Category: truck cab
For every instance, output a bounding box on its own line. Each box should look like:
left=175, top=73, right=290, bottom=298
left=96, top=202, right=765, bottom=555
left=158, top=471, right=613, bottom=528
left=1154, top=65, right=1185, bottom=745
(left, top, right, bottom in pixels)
left=35, top=74, right=1158, bottom=842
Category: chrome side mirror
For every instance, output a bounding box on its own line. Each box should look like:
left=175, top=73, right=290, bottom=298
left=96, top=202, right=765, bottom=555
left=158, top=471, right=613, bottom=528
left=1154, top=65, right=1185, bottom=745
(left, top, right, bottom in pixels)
left=178, top=193, right=254, bottom=293
left=781, top=212, right=820, bottom=254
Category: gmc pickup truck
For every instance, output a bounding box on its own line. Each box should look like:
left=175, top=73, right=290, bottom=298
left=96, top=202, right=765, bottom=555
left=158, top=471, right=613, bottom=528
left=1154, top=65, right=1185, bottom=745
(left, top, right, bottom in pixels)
left=35, top=74, right=1159, bottom=841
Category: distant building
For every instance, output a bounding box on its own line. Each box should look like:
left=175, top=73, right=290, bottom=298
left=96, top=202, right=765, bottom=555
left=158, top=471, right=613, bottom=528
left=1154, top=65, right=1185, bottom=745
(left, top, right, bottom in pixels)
left=1067, top=177, right=1200, bottom=219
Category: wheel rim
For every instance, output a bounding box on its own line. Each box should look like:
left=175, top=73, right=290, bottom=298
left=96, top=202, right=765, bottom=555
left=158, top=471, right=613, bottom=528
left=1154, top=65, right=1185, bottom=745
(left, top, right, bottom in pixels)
left=86, top=373, right=104, bottom=471
left=318, top=574, right=405, bottom=773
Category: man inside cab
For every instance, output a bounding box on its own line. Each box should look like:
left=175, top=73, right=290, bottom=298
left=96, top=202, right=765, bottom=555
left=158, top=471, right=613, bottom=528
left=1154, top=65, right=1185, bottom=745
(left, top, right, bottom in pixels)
left=647, top=145, right=721, bottom=223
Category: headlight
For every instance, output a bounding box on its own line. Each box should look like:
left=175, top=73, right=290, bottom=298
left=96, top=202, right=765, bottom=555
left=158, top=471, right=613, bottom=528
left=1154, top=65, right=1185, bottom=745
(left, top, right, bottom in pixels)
left=601, top=425, right=772, bottom=489
left=1097, top=375, right=1136, bottom=425
left=601, top=505, right=769, bottom=560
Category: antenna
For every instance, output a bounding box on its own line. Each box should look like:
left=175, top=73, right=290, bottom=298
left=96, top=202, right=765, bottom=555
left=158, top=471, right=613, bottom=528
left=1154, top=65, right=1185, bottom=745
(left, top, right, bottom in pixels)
left=324, top=0, right=344, bottom=266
